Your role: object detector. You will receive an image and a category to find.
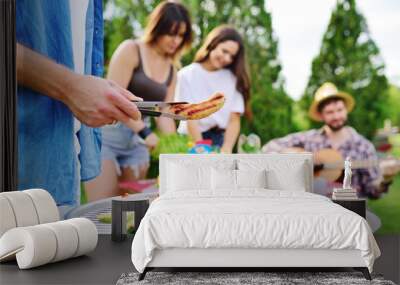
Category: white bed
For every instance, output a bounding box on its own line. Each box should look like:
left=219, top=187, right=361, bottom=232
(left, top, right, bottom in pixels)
left=131, top=154, right=380, bottom=280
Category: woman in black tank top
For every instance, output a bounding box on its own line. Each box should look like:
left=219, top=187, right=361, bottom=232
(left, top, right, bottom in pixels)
left=85, top=1, right=193, bottom=202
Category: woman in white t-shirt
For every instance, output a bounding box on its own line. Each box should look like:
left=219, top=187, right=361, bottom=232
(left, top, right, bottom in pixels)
left=177, top=25, right=251, bottom=153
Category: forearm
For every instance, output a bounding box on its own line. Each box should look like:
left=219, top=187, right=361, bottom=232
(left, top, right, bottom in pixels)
left=17, top=44, right=142, bottom=127
left=187, top=121, right=203, bottom=142
left=357, top=167, right=391, bottom=199
left=369, top=174, right=393, bottom=198
left=221, top=114, right=241, bottom=153
left=360, top=180, right=387, bottom=199
left=261, top=132, right=305, bottom=153
left=156, top=117, right=176, bottom=134
left=359, top=146, right=397, bottom=198
left=17, top=43, right=76, bottom=102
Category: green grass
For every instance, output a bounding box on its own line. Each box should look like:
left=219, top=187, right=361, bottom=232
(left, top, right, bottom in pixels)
left=368, top=135, right=400, bottom=234
left=80, top=182, right=87, bottom=205
left=389, top=134, right=400, bottom=157
left=367, top=172, right=400, bottom=234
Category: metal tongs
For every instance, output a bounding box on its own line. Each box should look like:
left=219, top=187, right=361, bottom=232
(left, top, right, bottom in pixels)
left=132, top=101, right=188, bottom=120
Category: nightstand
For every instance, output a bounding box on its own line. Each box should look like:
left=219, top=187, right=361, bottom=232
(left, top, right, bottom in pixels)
left=111, top=193, right=157, bottom=242
left=332, top=198, right=366, bottom=218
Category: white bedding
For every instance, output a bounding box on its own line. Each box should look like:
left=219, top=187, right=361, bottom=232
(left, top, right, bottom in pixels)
left=131, top=190, right=380, bottom=273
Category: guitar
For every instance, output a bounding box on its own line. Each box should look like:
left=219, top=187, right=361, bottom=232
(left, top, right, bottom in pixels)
left=282, top=147, right=400, bottom=182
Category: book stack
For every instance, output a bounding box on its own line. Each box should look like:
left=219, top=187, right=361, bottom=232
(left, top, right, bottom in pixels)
left=332, top=188, right=358, bottom=200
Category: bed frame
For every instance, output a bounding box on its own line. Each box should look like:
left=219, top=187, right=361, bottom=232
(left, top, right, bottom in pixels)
left=139, top=248, right=370, bottom=280
left=138, top=154, right=371, bottom=280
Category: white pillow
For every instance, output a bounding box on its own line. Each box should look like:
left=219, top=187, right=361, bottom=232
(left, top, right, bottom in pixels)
left=266, top=167, right=306, bottom=191
left=211, top=168, right=236, bottom=190
left=237, top=159, right=308, bottom=191
left=211, top=169, right=268, bottom=191
left=167, top=163, right=210, bottom=191
left=236, top=169, right=267, bottom=189
left=166, top=159, right=236, bottom=192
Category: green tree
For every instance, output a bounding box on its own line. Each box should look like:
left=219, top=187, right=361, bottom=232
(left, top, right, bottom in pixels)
left=103, top=0, right=294, bottom=144
left=103, top=0, right=163, bottom=65
left=300, top=0, right=389, bottom=139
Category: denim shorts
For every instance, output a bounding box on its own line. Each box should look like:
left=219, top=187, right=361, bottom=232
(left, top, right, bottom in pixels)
left=101, top=124, right=149, bottom=175
left=202, top=127, right=225, bottom=147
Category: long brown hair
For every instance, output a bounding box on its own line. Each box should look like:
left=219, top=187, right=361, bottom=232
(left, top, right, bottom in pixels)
left=142, top=1, right=193, bottom=63
left=194, top=25, right=252, bottom=118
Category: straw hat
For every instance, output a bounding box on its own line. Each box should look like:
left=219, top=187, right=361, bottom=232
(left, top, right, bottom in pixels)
left=308, top=82, right=355, bottom=122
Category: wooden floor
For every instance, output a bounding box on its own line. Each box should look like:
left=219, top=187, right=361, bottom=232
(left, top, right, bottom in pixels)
left=0, top=235, right=399, bottom=285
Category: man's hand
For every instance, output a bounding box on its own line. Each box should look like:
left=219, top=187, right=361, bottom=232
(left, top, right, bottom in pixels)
left=62, top=75, right=142, bottom=127
left=379, top=159, right=400, bottom=184
left=17, top=43, right=142, bottom=128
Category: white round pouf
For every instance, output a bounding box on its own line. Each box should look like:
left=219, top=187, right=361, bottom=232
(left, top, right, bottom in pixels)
left=42, top=221, right=79, bottom=262
left=0, top=226, right=57, bottom=269
left=24, top=189, right=60, bottom=223
left=65, top=218, right=98, bottom=257
left=1, top=192, right=39, bottom=227
left=0, top=190, right=98, bottom=269
left=0, top=196, right=17, bottom=237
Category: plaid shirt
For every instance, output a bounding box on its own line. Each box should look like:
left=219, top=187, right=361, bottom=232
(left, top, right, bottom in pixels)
left=262, top=127, right=385, bottom=198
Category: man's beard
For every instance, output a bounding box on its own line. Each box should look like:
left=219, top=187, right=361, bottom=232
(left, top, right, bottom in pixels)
left=326, top=120, right=347, bottom=132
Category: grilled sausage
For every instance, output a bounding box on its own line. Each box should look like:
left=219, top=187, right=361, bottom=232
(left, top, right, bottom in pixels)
left=170, top=93, right=225, bottom=120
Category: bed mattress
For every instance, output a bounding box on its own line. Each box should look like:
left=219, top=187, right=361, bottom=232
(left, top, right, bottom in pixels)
left=131, top=190, right=380, bottom=273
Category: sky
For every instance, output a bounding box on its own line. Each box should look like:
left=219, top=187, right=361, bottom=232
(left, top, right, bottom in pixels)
left=265, top=0, right=400, bottom=100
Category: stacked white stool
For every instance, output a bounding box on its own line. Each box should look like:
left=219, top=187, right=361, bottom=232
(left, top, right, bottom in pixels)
left=0, top=189, right=97, bottom=269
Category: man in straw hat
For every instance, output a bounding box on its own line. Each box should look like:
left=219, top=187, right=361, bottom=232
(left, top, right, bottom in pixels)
left=262, top=82, right=396, bottom=199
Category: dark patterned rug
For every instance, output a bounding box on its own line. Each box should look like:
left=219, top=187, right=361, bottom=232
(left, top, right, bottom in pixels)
left=116, top=271, right=396, bottom=285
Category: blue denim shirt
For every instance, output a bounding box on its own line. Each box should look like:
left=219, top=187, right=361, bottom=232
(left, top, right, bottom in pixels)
left=16, top=0, right=103, bottom=206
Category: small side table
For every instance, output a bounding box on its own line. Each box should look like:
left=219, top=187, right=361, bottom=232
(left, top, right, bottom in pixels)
left=332, top=198, right=366, bottom=219
left=111, top=193, right=156, bottom=242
